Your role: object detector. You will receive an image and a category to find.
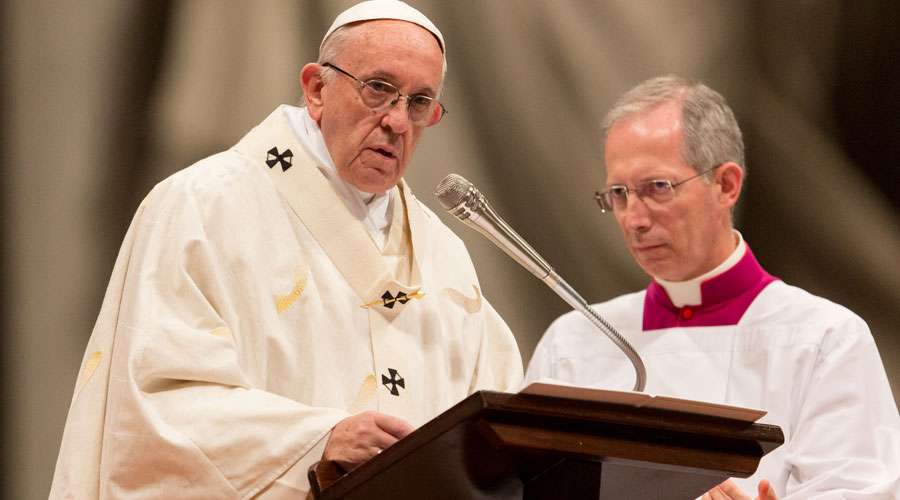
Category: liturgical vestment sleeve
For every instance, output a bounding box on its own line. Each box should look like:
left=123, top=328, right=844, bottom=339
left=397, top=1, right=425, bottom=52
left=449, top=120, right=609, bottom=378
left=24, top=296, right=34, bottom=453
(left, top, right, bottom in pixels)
left=53, top=174, right=352, bottom=498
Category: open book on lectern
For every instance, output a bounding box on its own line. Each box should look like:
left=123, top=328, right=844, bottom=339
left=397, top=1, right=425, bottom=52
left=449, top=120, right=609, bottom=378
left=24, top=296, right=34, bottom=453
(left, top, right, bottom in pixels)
left=521, top=378, right=767, bottom=423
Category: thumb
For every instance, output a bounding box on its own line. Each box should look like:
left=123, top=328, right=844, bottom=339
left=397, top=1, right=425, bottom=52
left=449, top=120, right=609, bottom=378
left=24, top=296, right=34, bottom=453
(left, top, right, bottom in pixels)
left=374, top=412, right=414, bottom=439
left=756, top=479, right=777, bottom=500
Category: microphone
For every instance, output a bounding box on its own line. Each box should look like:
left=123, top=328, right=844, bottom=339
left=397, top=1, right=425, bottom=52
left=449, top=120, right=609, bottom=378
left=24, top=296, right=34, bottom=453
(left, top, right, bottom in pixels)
left=434, top=173, right=647, bottom=392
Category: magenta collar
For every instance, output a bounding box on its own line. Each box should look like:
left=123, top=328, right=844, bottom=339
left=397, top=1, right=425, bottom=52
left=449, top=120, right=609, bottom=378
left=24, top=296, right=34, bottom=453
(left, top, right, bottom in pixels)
left=642, top=247, right=777, bottom=331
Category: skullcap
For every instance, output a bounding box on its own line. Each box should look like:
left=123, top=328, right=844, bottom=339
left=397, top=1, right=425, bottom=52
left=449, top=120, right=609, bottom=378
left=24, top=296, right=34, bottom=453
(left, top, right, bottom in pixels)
left=320, top=0, right=445, bottom=54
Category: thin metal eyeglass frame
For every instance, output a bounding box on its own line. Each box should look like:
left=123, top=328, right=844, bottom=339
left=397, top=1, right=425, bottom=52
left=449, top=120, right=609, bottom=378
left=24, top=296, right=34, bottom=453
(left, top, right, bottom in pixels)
left=593, top=163, right=724, bottom=213
left=321, top=62, right=447, bottom=124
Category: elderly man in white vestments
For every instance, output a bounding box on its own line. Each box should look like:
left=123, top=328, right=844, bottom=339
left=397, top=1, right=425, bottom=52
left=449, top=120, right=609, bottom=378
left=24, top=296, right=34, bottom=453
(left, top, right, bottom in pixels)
left=525, top=75, right=900, bottom=499
left=49, top=1, right=523, bottom=498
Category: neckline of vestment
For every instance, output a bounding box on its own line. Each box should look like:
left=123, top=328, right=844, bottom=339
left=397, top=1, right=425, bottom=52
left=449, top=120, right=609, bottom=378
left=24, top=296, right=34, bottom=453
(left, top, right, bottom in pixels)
left=643, top=242, right=778, bottom=330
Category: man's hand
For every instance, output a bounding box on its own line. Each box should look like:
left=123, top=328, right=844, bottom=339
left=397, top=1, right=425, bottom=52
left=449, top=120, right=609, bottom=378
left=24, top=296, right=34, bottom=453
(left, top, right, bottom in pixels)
left=323, top=411, right=414, bottom=471
left=701, top=479, right=777, bottom=500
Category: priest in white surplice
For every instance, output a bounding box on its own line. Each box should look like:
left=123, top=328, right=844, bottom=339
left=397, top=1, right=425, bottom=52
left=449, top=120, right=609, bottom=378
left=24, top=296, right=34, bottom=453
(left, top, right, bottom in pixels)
left=526, top=76, right=900, bottom=499
left=50, top=1, right=523, bottom=498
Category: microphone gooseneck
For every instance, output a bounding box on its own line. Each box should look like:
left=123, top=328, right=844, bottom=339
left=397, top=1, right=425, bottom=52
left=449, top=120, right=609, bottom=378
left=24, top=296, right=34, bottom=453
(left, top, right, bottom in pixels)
left=435, top=173, right=647, bottom=392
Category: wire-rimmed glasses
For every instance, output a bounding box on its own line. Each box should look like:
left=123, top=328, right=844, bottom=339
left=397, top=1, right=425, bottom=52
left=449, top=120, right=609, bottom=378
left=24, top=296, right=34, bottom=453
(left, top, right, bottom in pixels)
left=321, top=62, right=447, bottom=126
left=594, top=164, right=723, bottom=213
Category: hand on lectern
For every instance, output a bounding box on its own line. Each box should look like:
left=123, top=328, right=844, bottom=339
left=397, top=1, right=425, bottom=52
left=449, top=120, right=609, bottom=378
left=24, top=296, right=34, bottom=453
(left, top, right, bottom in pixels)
left=700, top=478, right=778, bottom=500
left=323, top=411, right=414, bottom=471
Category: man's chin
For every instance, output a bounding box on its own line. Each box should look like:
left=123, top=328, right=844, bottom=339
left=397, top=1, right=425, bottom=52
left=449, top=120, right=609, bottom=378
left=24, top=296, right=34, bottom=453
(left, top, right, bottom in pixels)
left=352, top=175, right=399, bottom=195
left=344, top=164, right=402, bottom=194
left=636, top=259, right=675, bottom=281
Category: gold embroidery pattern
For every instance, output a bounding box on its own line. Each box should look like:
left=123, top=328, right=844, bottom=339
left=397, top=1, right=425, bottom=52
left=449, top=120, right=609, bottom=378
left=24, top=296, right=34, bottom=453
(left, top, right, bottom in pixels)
left=349, top=374, right=377, bottom=414
left=361, top=289, right=425, bottom=309
left=74, top=351, right=103, bottom=399
left=275, top=274, right=307, bottom=313
left=210, top=326, right=234, bottom=341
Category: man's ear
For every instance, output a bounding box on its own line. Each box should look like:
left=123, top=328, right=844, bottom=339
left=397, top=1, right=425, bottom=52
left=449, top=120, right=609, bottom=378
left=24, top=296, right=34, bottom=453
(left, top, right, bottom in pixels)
left=716, top=162, right=744, bottom=209
left=426, top=104, right=442, bottom=127
left=300, top=63, right=325, bottom=122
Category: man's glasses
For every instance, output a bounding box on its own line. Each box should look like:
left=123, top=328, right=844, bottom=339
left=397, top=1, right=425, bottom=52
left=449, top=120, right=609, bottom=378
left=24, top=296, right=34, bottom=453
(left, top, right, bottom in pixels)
left=593, top=164, right=722, bottom=213
left=322, top=62, right=447, bottom=127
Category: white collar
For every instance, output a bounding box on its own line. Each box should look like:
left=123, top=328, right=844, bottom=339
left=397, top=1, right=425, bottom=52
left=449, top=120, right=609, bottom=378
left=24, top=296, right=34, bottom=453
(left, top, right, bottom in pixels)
left=283, top=106, right=394, bottom=249
left=655, top=231, right=746, bottom=307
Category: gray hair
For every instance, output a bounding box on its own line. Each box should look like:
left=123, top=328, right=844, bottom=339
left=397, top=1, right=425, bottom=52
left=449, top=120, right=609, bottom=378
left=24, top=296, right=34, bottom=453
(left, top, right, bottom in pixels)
left=317, top=23, right=447, bottom=97
left=601, top=75, right=745, bottom=176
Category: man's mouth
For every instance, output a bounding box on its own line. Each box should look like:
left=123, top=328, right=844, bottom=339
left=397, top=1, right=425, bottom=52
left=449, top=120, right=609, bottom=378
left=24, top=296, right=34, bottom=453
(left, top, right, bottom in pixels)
left=635, top=243, right=665, bottom=253
left=370, top=146, right=396, bottom=159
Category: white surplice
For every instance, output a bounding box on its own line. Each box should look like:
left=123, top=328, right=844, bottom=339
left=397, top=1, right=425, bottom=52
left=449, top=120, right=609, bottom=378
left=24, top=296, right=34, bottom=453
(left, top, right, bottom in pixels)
left=50, top=105, right=523, bottom=499
left=526, top=280, right=900, bottom=498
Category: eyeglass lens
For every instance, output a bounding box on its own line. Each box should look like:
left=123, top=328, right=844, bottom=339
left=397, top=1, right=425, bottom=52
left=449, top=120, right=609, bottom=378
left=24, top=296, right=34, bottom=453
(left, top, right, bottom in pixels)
left=359, top=80, right=437, bottom=123
left=597, top=181, right=676, bottom=211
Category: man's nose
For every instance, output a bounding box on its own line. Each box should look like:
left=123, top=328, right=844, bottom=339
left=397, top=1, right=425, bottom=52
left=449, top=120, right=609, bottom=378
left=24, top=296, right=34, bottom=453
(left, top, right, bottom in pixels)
left=620, top=195, right=653, bottom=231
left=380, top=98, right=411, bottom=134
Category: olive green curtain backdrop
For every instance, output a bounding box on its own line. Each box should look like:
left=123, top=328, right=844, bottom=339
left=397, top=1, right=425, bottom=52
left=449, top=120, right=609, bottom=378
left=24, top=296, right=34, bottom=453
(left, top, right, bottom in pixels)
left=3, top=1, right=898, bottom=498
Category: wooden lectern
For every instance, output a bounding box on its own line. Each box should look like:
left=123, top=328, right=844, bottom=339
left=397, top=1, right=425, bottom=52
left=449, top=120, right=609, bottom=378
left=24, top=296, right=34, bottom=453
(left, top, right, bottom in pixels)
left=310, top=389, right=784, bottom=499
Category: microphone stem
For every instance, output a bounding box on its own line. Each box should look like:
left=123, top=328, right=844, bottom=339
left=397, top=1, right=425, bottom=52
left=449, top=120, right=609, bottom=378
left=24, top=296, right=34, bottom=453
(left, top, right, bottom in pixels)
left=543, top=271, right=647, bottom=392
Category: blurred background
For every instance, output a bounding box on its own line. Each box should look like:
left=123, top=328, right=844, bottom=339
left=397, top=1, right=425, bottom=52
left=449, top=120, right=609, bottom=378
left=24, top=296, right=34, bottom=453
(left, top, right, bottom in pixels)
left=3, top=1, right=898, bottom=498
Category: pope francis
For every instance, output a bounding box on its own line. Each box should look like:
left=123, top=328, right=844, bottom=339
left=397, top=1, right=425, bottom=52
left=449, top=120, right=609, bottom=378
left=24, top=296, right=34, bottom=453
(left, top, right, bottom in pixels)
left=49, top=1, right=523, bottom=498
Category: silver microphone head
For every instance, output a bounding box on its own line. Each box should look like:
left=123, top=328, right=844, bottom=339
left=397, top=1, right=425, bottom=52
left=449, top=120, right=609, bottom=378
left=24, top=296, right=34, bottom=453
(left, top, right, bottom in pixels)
left=434, top=173, right=473, bottom=210
left=434, top=172, right=552, bottom=279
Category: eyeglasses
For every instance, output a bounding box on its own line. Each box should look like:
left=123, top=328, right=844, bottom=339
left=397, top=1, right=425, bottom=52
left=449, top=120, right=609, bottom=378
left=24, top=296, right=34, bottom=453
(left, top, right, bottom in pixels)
left=321, top=62, right=447, bottom=127
left=594, top=164, right=722, bottom=213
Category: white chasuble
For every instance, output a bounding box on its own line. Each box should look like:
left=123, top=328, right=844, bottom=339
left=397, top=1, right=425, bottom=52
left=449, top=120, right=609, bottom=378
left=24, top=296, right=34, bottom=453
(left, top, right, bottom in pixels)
left=50, top=105, right=523, bottom=499
left=527, top=280, right=900, bottom=498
